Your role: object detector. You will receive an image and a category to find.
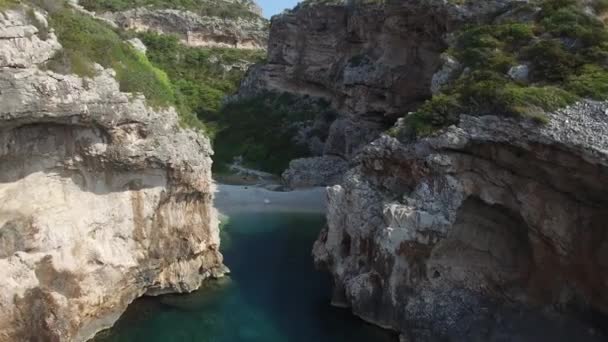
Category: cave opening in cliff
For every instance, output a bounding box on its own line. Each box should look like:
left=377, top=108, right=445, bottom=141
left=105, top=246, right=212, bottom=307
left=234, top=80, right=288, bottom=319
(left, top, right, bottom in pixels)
left=430, top=196, right=534, bottom=293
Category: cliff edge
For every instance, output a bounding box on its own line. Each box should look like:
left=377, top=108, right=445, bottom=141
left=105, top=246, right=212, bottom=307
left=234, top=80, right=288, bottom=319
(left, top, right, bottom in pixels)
left=0, top=5, right=225, bottom=341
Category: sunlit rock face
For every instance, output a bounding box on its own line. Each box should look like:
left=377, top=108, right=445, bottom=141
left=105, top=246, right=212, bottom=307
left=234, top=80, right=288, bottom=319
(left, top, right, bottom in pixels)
left=0, top=8, right=224, bottom=342
left=237, top=1, right=454, bottom=117
left=236, top=4, right=608, bottom=336
left=313, top=101, right=608, bottom=341
left=102, top=5, right=268, bottom=50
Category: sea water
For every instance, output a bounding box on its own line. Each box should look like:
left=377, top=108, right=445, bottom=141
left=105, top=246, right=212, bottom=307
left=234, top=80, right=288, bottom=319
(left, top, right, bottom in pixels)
left=92, top=212, right=397, bottom=342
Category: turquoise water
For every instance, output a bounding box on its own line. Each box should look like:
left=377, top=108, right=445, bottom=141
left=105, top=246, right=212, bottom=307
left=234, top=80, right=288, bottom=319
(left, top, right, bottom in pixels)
left=92, top=212, right=397, bottom=342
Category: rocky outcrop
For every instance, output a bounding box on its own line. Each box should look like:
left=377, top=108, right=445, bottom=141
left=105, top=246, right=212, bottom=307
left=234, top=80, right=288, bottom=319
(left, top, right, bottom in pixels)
left=282, top=155, right=349, bottom=188
left=313, top=101, right=608, bottom=341
left=0, top=7, right=224, bottom=342
left=237, top=1, right=450, bottom=114
left=103, top=6, right=268, bottom=49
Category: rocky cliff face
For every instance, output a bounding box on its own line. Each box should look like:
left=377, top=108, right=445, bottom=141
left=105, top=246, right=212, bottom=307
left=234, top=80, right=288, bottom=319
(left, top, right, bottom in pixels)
left=238, top=1, right=439, bottom=162
left=313, top=102, right=608, bottom=341
left=233, top=0, right=608, bottom=340
left=98, top=1, right=268, bottom=49
left=236, top=0, right=520, bottom=187
left=0, top=7, right=224, bottom=342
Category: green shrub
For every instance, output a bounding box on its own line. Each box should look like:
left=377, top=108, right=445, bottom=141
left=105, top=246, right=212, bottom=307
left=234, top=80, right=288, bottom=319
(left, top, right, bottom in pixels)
left=213, top=93, right=323, bottom=174
left=413, top=94, right=461, bottom=125
left=541, top=4, right=608, bottom=46
left=454, top=70, right=509, bottom=112
left=567, top=64, right=608, bottom=99
left=523, top=40, right=579, bottom=82
left=455, top=23, right=535, bottom=73
left=403, top=112, right=437, bottom=137
left=400, top=0, right=608, bottom=138
left=138, top=31, right=265, bottom=135
left=497, top=84, right=579, bottom=118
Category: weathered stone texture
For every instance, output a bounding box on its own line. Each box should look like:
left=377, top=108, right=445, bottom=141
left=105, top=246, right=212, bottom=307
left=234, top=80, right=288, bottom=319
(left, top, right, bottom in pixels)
left=104, top=7, right=268, bottom=49
left=313, top=101, right=608, bottom=341
left=0, top=8, right=224, bottom=342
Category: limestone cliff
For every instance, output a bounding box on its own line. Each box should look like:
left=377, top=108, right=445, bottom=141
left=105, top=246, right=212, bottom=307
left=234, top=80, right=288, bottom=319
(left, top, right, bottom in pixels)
left=0, top=6, right=224, bottom=342
left=313, top=102, right=608, bottom=341
left=90, top=0, right=269, bottom=49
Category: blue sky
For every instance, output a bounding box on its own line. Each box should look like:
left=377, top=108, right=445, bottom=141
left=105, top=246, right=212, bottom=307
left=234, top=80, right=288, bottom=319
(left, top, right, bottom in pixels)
left=257, top=0, right=300, bottom=18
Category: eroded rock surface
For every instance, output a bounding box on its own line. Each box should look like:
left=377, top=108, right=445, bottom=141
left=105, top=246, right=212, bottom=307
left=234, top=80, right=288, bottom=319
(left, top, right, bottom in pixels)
left=103, top=6, right=268, bottom=49
left=0, top=8, right=224, bottom=342
left=313, top=101, right=608, bottom=341
left=282, top=155, right=349, bottom=189
left=237, top=0, right=518, bottom=184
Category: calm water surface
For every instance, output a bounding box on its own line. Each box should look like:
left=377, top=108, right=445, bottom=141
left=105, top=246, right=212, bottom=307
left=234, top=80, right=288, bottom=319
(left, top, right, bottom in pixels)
left=93, top=212, right=397, bottom=342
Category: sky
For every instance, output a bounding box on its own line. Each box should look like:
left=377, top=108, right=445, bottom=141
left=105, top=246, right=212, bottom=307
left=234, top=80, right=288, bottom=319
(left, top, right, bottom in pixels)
left=257, top=0, right=300, bottom=18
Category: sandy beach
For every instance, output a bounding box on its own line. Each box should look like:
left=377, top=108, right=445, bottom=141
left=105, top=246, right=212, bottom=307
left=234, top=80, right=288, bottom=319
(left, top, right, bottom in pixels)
left=214, top=183, right=326, bottom=215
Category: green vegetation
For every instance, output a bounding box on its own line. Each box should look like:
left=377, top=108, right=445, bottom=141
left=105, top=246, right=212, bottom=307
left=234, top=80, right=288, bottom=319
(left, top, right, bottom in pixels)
left=404, top=0, right=608, bottom=137
left=21, top=0, right=273, bottom=169
left=3, top=0, right=296, bottom=173
left=567, top=64, right=608, bottom=98
left=37, top=1, right=264, bottom=133
left=79, top=0, right=263, bottom=20
left=46, top=6, right=176, bottom=109
left=139, top=32, right=265, bottom=135
left=214, top=93, right=333, bottom=174
left=0, top=0, right=18, bottom=9
left=131, top=33, right=304, bottom=174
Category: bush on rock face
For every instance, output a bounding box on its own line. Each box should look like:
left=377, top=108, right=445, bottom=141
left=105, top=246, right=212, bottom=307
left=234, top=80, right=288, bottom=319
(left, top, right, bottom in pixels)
left=403, top=0, right=608, bottom=137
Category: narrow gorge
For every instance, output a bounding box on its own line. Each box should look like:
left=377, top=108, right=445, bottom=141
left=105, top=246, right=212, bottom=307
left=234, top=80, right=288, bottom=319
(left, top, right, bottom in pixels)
left=0, top=0, right=607, bottom=341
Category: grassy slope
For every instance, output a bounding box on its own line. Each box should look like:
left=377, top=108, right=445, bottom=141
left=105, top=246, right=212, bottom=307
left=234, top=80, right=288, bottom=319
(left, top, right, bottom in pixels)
left=403, top=0, right=608, bottom=137
left=36, top=0, right=267, bottom=134
left=47, top=7, right=176, bottom=107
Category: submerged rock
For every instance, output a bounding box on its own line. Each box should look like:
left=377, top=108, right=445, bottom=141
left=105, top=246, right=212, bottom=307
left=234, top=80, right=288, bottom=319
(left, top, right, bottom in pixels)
left=0, top=7, right=224, bottom=342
